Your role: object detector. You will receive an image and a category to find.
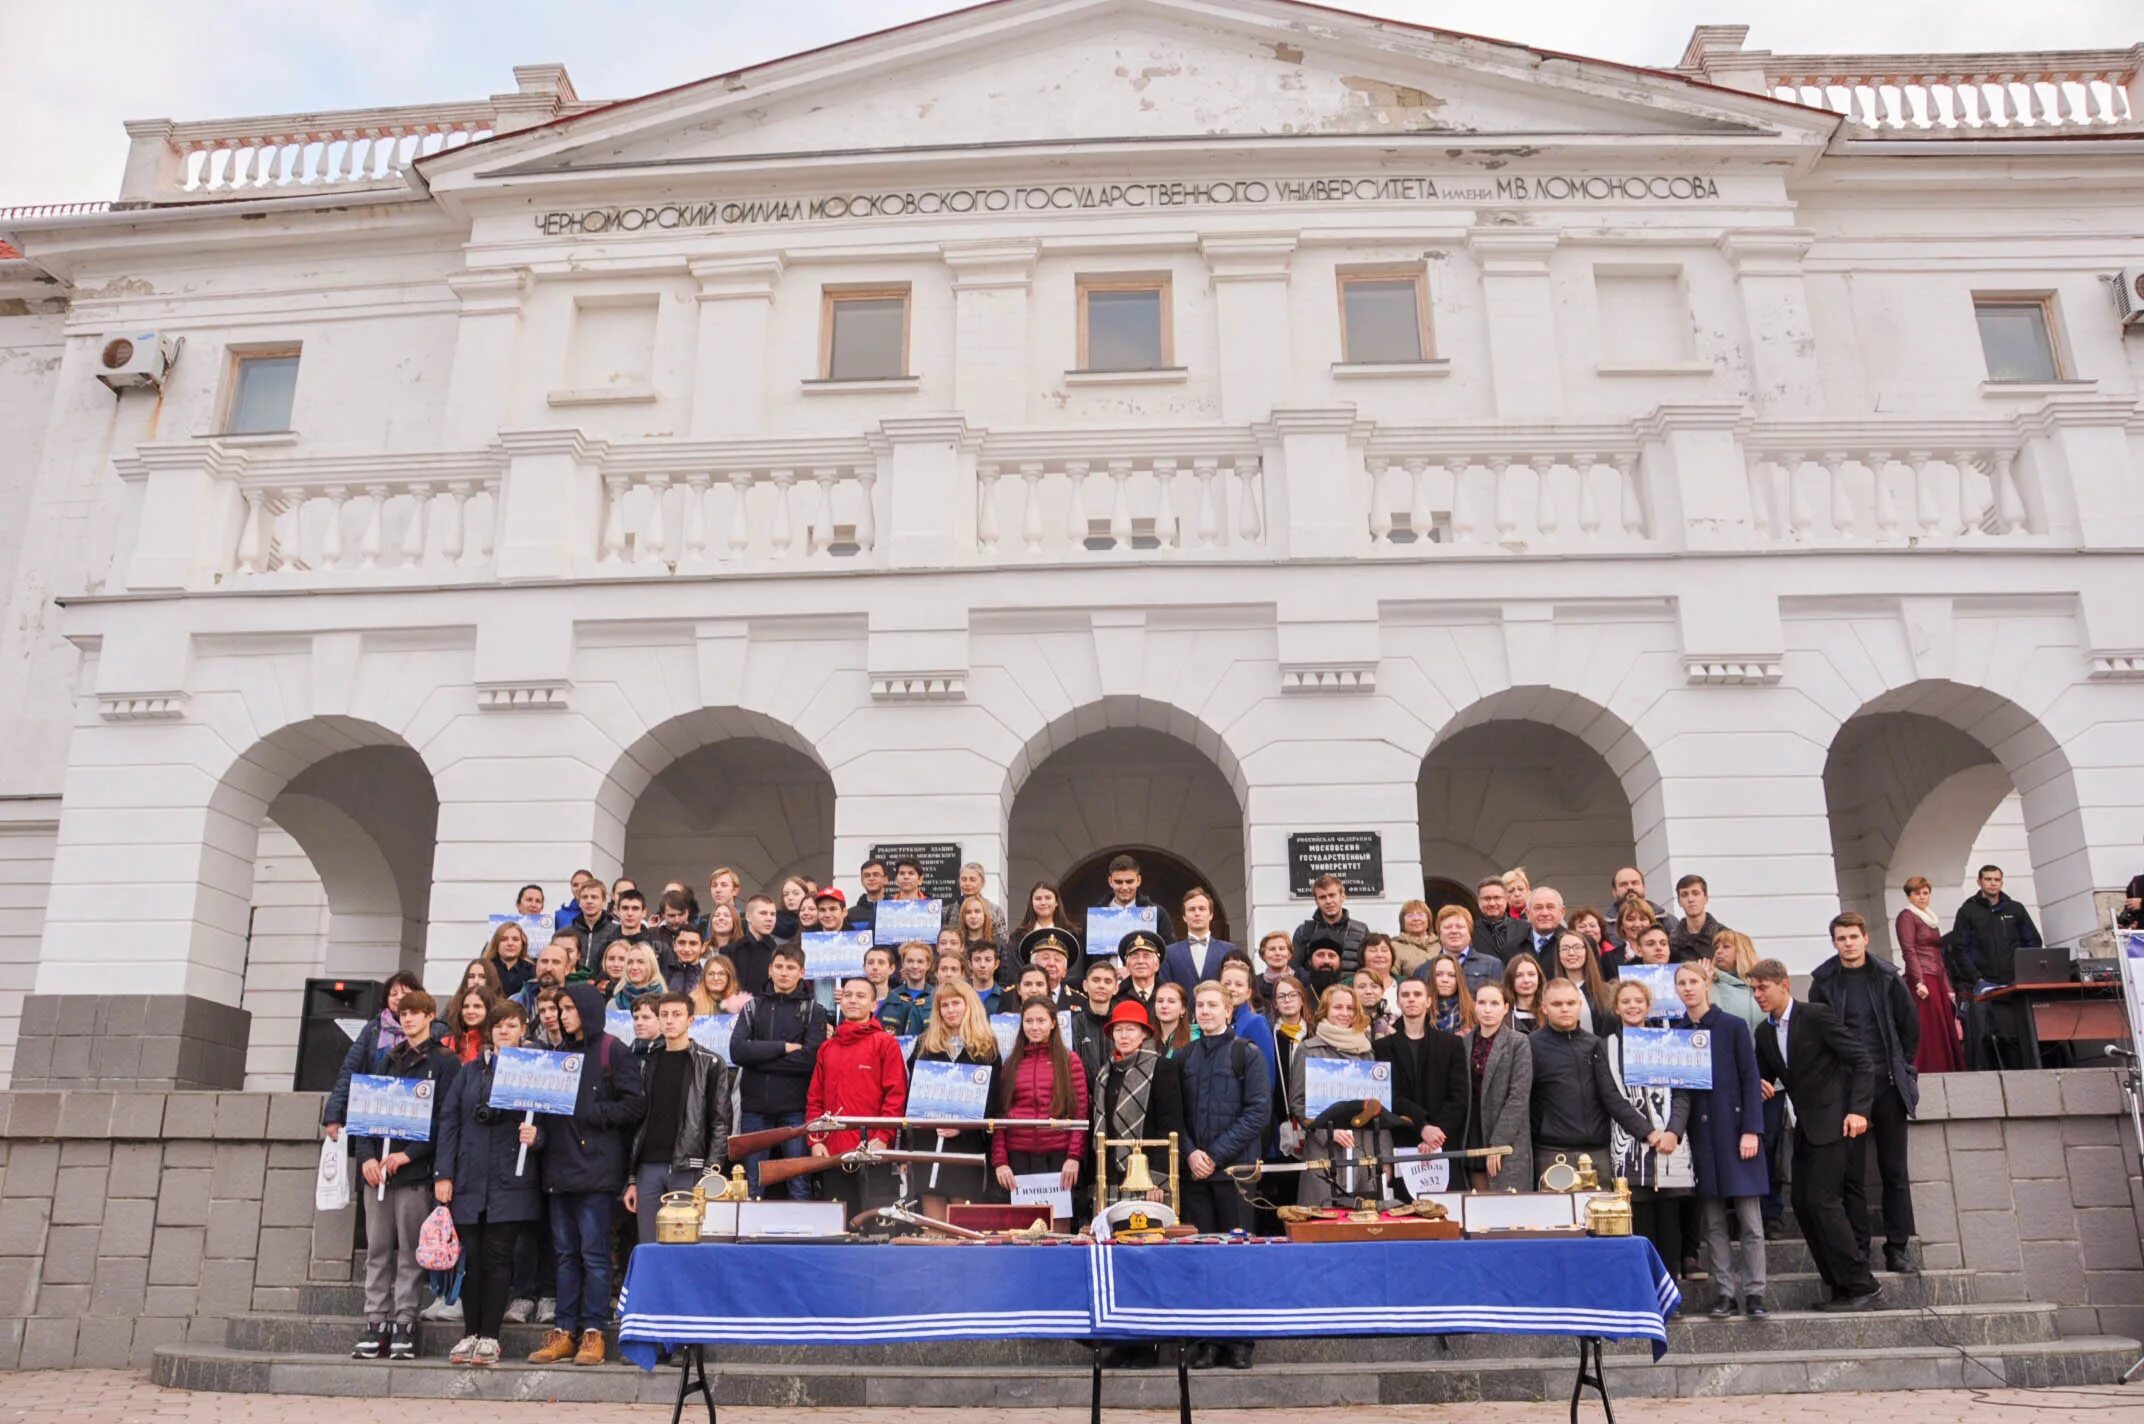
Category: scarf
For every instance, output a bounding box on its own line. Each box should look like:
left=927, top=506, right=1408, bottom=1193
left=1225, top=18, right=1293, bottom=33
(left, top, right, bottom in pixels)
left=375, top=1007, right=407, bottom=1058
left=1275, top=1020, right=1305, bottom=1042
left=1904, top=902, right=1941, bottom=931
left=1099, top=1046, right=1159, bottom=1175
left=1312, top=1020, right=1371, bottom=1056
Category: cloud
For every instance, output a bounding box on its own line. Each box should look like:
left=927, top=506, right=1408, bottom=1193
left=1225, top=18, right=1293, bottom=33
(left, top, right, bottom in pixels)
left=2, top=0, right=2136, bottom=203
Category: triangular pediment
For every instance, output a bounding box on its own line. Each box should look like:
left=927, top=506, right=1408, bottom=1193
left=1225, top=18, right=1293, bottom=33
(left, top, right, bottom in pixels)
left=426, top=0, right=1828, bottom=191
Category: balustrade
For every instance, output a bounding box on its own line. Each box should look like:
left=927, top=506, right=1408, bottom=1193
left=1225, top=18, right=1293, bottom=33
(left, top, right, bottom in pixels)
left=231, top=475, right=501, bottom=582
left=593, top=456, right=878, bottom=572
left=1770, top=64, right=2138, bottom=132
left=1362, top=439, right=1648, bottom=553
left=973, top=445, right=1264, bottom=560
left=1744, top=435, right=2034, bottom=545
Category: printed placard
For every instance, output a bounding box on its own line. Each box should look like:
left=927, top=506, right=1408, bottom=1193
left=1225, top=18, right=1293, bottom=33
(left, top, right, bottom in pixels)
left=488, top=1046, right=585, bottom=1116
left=1616, top=964, right=1686, bottom=1020
left=346, top=1074, right=435, bottom=1143
left=1059, top=1010, right=1075, bottom=1048
left=605, top=1006, right=638, bottom=1044
left=2120, top=932, right=2144, bottom=1052
left=1084, top=904, right=1157, bottom=959
left=990, top=1013, right=1022, bottom=1061
left=873, top=898, right=944, bottom=946
left=1302, top=1057, right=1393, bottom=1119
left=1398, top=1157, right=1451, bottom=1195
left=1012, top=1171, right=1074, bottom=1221
left=801, top=929, right=873, bottom=980
left=488, top=913, right=553, bottom=942
left=896, top=1034, right=918, bottom=1063
left=906, top=1059, right=993, bottom=1120
left=690, top=1013, right=736, bottom=1060
left=1622, top=1026, right=1714, bottom=1089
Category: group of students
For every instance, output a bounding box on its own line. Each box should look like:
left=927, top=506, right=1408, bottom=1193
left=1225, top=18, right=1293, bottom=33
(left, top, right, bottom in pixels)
left=321, top=852, right=1916, bottom=1372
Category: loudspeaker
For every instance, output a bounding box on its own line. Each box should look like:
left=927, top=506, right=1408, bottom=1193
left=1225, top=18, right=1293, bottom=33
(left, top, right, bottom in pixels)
left=294, top=977, right=382, bottom=1092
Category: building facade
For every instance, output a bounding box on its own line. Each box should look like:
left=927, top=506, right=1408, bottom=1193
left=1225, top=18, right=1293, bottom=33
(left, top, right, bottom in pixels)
left=3, top=0, right=2143, bottom=1091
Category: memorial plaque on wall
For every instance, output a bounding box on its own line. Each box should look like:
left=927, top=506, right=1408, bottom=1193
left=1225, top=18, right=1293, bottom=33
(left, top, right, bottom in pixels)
left=1287, top=832, right=1384, bottom=897
left=869, top=842, right=964, bottom=901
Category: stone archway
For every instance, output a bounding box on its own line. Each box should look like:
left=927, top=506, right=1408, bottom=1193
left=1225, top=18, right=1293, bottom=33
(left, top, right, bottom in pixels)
left=1058, top=845, right=1234, bottom=944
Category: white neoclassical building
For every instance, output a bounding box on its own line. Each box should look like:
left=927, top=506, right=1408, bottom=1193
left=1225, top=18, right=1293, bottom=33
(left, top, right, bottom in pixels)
left=3, top=0, right=2143, bottom=1090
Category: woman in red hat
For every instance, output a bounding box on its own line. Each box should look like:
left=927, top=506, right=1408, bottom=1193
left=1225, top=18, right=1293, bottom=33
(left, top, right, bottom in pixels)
left=1092, top=996, right=1186, bottom=1371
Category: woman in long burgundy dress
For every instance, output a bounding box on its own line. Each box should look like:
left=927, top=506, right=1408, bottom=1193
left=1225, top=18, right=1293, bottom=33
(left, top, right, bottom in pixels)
left=1896, top=875, right=1965, bottom=1073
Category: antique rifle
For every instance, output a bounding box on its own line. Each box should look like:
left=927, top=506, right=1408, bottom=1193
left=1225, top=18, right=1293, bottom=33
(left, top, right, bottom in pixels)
left=1224, top=1144, right=1511, bottom=1180
left=731, top=1115, right=1084, bottom=1157
left=758, top=1147, right=986, bottom=1189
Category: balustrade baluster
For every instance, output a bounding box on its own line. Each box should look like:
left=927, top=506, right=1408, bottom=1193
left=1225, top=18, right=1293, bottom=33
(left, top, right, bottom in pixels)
left=1779, top=457, right=1812, bottom=536
left=726, top=474, right=754, bottom=559
left=1614, top=454, right=1645, bottom=538
left=1367, top=456, right=1393, bottom=543
left=1234, top=459, right=1262, bottom=543
left=811, top=468, right=839, bottom=555
left=1064, top=460, right=1091, bottom=550
left=641, top=475, right=671, bottom=566
left=684, top=475, right=711, bottom=561
left=1403, top=457, right=1433, bottom=542
left=1907, top=451, right=1939, bottom=536
left=1819, top=453, right=1851, bottom=537
left=236, top=490, right=267, bottom=575
left=1019, top=462, right=1046, bottom=553
left=279, top=487, right=307, bottom=571
left=1489, top=456, right=1517, bottom=541
left=1949, top=449, right=1987, bottom=534
left=1572, top=453, right=1602, bottom=538
left=1194, top=458, right=1220, bottom=549
left=855, top=469, right=878, bottom=553
left=1447, top=458, right=1475, bottom=543
left=1106, top=459, right=1133, bottom=548
left=977, top=464, right=1002, bottom=551
left=1992, top=451, right=2026, bottom=533
left=359, top=484, right=388, bottom=568
left=1531, top=454, right=1560, bottom=538
left=601, top=475, right=630, bottom=563
left=1868, top=453, right=1899, bottom=537
left=401, top=484, right=431, bottom=567
left=1153, top=459, right=1179, bottom=549
left=769, top=471, right=796, bottom=556
left=442, top=482, right=470, bottom=568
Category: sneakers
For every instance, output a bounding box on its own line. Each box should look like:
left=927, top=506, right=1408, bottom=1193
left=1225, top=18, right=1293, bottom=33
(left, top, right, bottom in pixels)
left=448, top=1335, right=478, bottom=1365
left=387, top=1322, right=417, bottom=1360
left=472, top=1337, right=501, bottom=1367
left=351, top=1323, right=389, bottom=1360
left=528, top=1329, right=577, bottom=1364
left=573, top=1328, right=607, bottom=1367
left=503, top=1298, right=535, bottom=1324
left=535, top=1297, right=557, bottom=1324
left=422, top=1296, right=464, bottom=1323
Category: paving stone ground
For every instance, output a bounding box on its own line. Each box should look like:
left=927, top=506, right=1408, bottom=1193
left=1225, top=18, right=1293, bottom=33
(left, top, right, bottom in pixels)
left=2, top=1373, right=2143, bottom=1422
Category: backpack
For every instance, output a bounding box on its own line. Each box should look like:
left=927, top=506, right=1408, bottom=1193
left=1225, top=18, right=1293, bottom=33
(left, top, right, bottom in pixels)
left=414, top=1205, right=460, bottom=1269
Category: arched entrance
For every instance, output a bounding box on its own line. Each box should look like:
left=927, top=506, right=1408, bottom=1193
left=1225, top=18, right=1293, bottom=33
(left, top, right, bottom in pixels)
left=1059, top=845, right=1233, bottom=943
left=1420, top=875, right=1475, bottom=916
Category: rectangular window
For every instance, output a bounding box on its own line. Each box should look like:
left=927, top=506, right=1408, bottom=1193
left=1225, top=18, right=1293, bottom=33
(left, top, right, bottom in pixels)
left=1338, top=269, right=1430, bottom=364
left=1078, top=275, right=1171, bottom=372
left=821, top=286, right=911, bottom=381
left=1974, top=297, right=2063, bottom=383
left=1594, top=268, right=1693, bottom=366
left=224, top=349, right=300, bottom=434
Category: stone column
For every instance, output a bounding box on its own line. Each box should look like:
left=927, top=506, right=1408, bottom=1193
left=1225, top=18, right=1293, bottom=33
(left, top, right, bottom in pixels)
left=1633, top=403, right=1757, bottom=552
left=687, top=255, right=784, bottom=437
left=1256, top=407, right=1370, bottom=560
left=1718, top=229, right=1821, bottom=417
left=492, top=428, right=604, bottom=581
left=942, top=240, right=1038, bottom=430
left=441, top=268, right=530, bottom=447
left=1200, top=234, right=1297, bottom=424
left=1467, top=228, right=1562, bottom=418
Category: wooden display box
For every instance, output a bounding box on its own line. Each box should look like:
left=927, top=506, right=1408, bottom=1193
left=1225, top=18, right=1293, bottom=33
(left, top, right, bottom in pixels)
left=1284, top=1217, right=1462, bottom=1243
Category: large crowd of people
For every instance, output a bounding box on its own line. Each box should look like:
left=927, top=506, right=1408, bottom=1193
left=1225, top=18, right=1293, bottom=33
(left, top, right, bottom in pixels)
left=323, top=851, right=2054, bottom=1367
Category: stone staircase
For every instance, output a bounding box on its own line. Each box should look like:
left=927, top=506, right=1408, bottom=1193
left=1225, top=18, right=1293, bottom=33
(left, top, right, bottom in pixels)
left=151, top=1236, right=2140, bottom=1405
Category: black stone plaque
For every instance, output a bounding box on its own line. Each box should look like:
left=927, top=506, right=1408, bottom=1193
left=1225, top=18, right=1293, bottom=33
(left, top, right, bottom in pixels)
left=1287, top=832, right=1384, bottom=898
left=869, top=842, right=965, bottom=902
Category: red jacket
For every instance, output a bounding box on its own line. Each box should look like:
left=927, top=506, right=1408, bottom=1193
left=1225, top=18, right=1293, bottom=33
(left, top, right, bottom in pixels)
left=806, top=1018, right=908, bottom=1153
left=990, top=1050, right=1090, bottom=1167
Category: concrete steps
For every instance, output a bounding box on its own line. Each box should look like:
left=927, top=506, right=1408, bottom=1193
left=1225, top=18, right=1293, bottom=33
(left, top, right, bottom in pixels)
left=151, top=1334, right=2143, bottom=1405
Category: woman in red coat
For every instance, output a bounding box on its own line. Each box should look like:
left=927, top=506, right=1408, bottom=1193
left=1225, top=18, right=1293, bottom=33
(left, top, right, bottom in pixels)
left=1896, top=876, right=1965, bottom=1074
left=990, top=998, right=1089, bottom=1201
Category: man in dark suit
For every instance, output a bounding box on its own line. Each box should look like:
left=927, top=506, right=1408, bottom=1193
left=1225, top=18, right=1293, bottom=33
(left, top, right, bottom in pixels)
left=1162, top=885, right=1236, bottom=996
left=1749, top=957, right=1882, bottom=1311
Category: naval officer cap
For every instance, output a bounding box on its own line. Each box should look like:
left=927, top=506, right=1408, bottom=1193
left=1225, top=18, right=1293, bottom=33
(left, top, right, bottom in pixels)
left=1019, top=926, right=1080, bottom=966
left=1117, top=930, right=1164, bottom=961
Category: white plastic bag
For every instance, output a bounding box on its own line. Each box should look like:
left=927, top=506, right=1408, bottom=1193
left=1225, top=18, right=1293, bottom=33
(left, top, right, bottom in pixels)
left=315, top=1134, right=351, bottom=1211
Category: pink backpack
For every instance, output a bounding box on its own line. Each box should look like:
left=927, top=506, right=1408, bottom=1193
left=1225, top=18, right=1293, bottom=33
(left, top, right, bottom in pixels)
left=415, top=1205, right=460, bottom=1270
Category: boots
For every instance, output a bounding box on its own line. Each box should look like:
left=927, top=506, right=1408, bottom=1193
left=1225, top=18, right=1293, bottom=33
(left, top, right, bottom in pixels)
left=527, top=1328, right=577, bottom=1364
left=573, top=1328, right=607, bottom=1366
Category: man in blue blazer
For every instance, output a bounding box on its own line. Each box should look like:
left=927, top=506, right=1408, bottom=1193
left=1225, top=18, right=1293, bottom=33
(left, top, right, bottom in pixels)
left=1162, top=885, right=1237, bottom=995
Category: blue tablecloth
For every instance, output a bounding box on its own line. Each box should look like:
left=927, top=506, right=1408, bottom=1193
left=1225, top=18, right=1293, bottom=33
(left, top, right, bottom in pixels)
left=619, top=1238, right=1680, bottom=1370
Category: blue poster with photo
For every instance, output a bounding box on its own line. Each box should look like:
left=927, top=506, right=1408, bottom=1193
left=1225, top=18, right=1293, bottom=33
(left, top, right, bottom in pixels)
left=1616, top=964, right=1686, bottom=1020
left=1622, top=1027, right=1714, bottom=1089
left=872, top=898, right=943, bottom=946
left=488, top=913, right=552, bottom=942
left=346, top=1074, right=436, bottom=1142
left=605, top=1006, right=638, bottom=1044
left=487, top=1046, right=584, bottom=1116
left=907, top=1059, right=994, bottom=1120
left=990, top=1013, right=1021, bottom=1061
left=1084, top=904, right=1157, bottom=959
left=1303, top=1058, right=1394, bottom=1119
left=802, top=929, right=873, bottom=979
left=690, top=1013, right=736, bottom=1060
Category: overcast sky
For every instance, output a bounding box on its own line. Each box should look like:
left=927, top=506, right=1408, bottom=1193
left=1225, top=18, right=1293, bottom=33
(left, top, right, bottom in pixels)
left=3, top=0, right=2137, bottom=204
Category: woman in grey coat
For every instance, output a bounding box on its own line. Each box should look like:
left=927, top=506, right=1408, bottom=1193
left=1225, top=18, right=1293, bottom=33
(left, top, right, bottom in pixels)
left=1463, top=981, right=1533, bottom=1189
left=1285, top=983, right=1390, bottom=1209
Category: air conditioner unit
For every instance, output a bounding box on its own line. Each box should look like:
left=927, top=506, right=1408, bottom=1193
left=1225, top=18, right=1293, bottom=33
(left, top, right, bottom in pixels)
left=2117, top=267, right=2144, bottom=329
left=95, top=332, right=176, bottom=390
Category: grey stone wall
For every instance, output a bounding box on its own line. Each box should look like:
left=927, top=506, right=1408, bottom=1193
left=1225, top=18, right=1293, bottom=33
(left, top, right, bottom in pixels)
left=1907, top=1068, right=2144, bottom=1343
left=12, top=997, right=252, bottom=1091
left=0, top=1089, right=351, bottom=1370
